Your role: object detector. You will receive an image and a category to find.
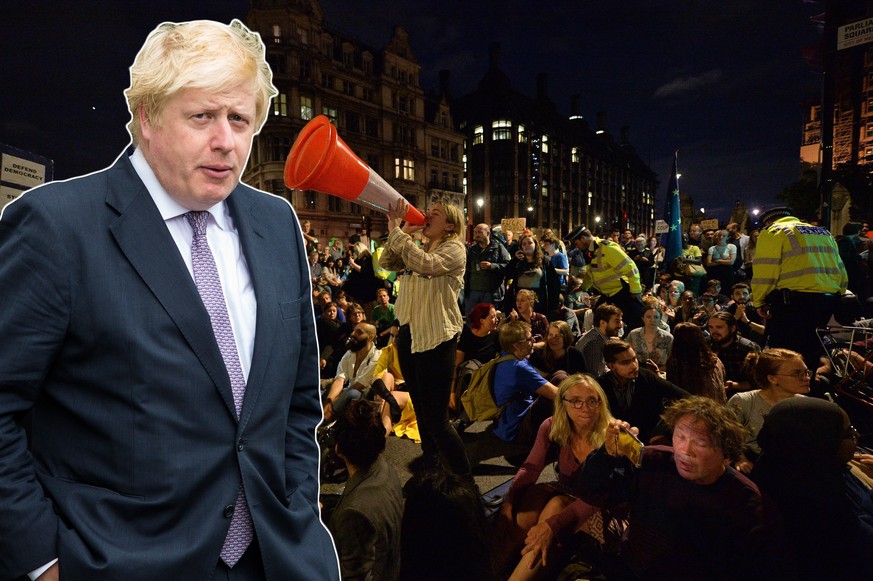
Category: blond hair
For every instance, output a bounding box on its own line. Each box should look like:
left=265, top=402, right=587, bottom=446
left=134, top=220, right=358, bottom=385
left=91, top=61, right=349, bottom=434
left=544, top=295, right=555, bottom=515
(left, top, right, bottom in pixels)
left=125, top=19, right=277, bottom=145
left=433, top=202, right=464, bottom=245
left=549, top=374, right=614, bottom=448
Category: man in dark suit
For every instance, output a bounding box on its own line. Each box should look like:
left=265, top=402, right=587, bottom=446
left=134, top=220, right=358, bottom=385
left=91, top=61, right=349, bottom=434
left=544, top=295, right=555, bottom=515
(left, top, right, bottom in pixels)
left=0, top=20, right=338, bottom=581
left=597, top=340, right=689, bottom=443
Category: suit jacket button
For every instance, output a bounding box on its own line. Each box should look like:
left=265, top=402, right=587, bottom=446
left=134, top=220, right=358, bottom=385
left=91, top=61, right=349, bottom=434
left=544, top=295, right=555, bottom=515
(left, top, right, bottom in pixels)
left=224, top=505, right=235, bottom=518
left=237, top=439, right=245, bottom=452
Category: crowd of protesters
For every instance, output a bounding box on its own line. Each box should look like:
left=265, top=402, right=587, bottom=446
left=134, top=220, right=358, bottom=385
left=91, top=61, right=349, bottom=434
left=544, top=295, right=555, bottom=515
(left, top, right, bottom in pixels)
left=309, top=209, right=873, bottom=580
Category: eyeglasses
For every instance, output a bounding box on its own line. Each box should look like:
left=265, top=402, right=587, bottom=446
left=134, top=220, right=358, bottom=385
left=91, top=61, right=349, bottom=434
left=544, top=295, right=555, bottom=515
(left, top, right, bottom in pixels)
left=563, top=397, right=601, bottom=410
left=774, top=369, right=812, bottom=380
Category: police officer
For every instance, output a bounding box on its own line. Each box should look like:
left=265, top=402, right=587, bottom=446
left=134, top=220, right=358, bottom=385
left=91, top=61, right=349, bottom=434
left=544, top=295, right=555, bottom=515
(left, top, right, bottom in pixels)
left=565, top=226, right=644, bottom=331
left=751, top=207, right=847, bottom=369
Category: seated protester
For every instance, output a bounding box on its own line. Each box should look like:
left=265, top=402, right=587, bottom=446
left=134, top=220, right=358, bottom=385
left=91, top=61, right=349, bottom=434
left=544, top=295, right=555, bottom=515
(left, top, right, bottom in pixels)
left=494, top=375, right=619, bottom=579
left=323, top=302, right=366, bottom=378
left=707, top=311, right=761, bottom=393
left=752, top=397, right=873, bottom=581
left=691, top=291, right=722, bottom=328
left=704, top=279, right=731, bottom=307
left=665, top=323, right=727, bottom=403
left=565, top=398, right=791, bottom=581
left=529, top=321, right=587, bottom=383
left=316, top=290, right=346, bottom=323
left=368, top=342, right=406, bottom=433
left=725, top=282, right=766, bottom=344
left=328, top=400, right=403, bottom=581
left=371, top=287, right=396, bottom=348
left=323, top=322, right=382, bottom=421
left=574, top=304, right=624, bottom=377
left=549, top=301, right=582, bottom=342
left=492, top=321, right=559, bottom=445
left=316, top=302, right=342, bottom=371
left=563, top=276, right=591, bottom=320
left=597, top=340, right=689, bottom=443
left=672, top=290, right=701, bottom=327
left=625, top=300, right=673, bottom=370
left=400, top=465, right=495, bottom=581
left=451, top=303, right=501, bottom=411
left=503, top=289, right=549, bottom=350
left=465, top=321, right=559, bottom=467
left=726, top=348, right=811, bottom=473
left=661, top=280, right=684, bottom=328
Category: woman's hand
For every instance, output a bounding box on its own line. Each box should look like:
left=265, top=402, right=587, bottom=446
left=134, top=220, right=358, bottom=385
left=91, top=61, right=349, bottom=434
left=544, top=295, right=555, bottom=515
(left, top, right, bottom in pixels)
left=520, top=522, right=554, bottom=569
left=386, top=199, right=408, bottom=232
left=644, top=359, right=660, bottom=373
left=604, top=419, right=637, bottom=456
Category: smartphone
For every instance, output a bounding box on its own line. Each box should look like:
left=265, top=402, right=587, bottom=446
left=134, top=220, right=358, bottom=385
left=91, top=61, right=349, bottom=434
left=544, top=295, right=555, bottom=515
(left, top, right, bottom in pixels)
left=617, top=427, right=644, bottom=467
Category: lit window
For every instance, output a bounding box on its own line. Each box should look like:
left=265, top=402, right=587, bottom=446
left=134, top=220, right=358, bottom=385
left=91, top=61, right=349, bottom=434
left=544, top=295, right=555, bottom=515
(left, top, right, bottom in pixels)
left=272, top=25, right=282, bottom=43
left=473, top=125, right=483, bottom=145
left=272, top=93, right=287, bottom=117
left=394, top=158, right=415, bottom=181
left=300, top=96, right=313, bottom=120
left=492, top=119, right=511, bottom=141
left=572, top=147, right=579, bottom=163
left=542, top=135, right=549, bottom=154
left=323, top=106, right=338, bottom=124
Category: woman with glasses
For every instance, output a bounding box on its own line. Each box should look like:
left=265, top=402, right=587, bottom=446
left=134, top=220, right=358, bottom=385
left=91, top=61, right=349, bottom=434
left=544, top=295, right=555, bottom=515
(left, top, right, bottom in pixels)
left=494, top=374, right=617, bottom=580
left=727, top=348, right=811, bottom=473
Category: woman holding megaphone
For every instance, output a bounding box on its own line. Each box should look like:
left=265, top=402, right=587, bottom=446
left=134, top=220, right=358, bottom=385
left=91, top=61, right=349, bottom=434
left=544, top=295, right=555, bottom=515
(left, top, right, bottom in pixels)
left=379, top=198, right=472, bottom=478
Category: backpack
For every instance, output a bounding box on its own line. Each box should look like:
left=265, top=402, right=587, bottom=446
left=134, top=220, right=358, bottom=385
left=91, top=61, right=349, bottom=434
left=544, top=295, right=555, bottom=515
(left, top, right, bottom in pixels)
left=460, top=354, right=516, bottom=421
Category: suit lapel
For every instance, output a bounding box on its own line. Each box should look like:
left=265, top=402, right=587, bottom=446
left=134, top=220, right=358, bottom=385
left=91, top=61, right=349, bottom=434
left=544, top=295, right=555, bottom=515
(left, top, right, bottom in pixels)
left=225, top=189, right=281, bottom=429
left=106, top=154, right=238, bottom=419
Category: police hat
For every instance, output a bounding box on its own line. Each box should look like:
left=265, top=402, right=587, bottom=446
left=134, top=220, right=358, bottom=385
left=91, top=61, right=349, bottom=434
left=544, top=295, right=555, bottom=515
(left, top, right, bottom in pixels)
left=758, top=207, right=793, bottom=227
left=564, top=226, right=591, bottom=242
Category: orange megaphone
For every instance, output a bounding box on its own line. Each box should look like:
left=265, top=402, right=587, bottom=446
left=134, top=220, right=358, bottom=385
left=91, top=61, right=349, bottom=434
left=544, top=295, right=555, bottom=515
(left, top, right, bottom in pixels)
left=284, top=115, right=426, bottom=225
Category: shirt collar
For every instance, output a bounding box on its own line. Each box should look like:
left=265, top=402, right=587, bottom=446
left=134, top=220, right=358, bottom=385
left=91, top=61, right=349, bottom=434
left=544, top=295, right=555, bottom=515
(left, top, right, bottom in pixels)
left=130, top=148, right=232, bottom=231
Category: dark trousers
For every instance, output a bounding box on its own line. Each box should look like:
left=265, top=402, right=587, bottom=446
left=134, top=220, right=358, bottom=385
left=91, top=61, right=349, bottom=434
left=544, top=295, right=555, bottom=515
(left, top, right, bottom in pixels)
left=395, top=325, right=471, bottom=476
left=767, top=291, right=838, bottom=370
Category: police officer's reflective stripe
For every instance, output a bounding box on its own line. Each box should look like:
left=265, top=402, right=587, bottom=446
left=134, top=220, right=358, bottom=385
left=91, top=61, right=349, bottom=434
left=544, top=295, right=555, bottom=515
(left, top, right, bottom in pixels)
left=783, top=245, right=841, bottom=259
left=751, top=277, right=779, bottom=286
left=754, top=257, right=782, bottom=265
left=778, top=266, right=844, bottom=280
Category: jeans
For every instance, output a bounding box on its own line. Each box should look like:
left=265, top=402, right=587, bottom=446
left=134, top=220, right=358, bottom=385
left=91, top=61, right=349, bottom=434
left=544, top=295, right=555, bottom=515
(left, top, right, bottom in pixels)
left=395, top=325, right=471, bottom=476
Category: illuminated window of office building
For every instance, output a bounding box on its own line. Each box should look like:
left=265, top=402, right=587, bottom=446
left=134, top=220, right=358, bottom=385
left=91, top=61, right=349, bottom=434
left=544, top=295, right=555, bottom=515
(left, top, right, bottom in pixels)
left=272, top=25, right=281, bottom=43
left=588, top=191, right=593, bottom=206
left=492, top=119, right=511, bottom=141
left=541, top=135, right=549, bottom=154
left=273, top=93, right=287, bottom=117
left=323, top=106, right=338, bottom=125
left=473, top=125, right=483, bottom=145
left=395, top=158, right=415, bottom=181
left=572, top=147, right=579, bottom=163
left=300, top=96, right=313, bottom=120
left=518, top=124, right=527, bottom=143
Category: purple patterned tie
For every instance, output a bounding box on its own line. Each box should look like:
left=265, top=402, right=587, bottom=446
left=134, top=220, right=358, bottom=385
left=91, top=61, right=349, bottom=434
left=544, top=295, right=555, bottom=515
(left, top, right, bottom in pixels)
left=185, top=211, right=253, bottom=567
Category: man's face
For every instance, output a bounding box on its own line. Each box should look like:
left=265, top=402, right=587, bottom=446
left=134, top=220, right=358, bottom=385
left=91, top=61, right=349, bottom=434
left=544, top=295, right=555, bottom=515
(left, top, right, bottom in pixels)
left=604, top=314, right=623, bottom=337
left=707, top=318, right=735, bottom=346
left=473, top=224, right=490, bottom=245
left=513, top=332, right=534, bottom=359
left=376, top=289, right=389, bottom=306
left=623, top=230, right=632, bottom=242
left=690, top=226, right=702, bottom=237
left=732, top=287, right=750, bottom=305
left=348, top=324, right=372, bottom=352
left=672, top=415, right=728, bottom=485
left=303, top=221, right=312, bottom=234
left=139, top=85, right=257, bottom=211
left=504, top=231, right=514, bottom=244
left=609, top=347, right=639, bottom=380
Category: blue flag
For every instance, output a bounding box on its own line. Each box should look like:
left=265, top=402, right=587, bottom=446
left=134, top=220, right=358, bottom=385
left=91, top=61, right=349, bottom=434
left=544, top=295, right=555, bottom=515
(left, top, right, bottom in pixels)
left=662, top=151, right=682, bottom=265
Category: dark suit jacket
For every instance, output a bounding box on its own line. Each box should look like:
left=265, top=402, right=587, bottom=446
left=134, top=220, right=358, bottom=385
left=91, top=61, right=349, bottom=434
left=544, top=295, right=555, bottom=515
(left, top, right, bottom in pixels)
left=327, top=457, right=403, bottom=581
left=0, top=153, right=339, bottom=580
left=597, top=369, right=690, bottom=443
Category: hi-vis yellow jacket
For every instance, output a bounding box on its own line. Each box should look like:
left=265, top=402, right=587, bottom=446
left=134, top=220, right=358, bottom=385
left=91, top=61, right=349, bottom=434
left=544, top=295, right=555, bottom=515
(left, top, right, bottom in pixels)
left=751, top=217, right=847, bottom=307
left=582, top=237, right=642, bottom=297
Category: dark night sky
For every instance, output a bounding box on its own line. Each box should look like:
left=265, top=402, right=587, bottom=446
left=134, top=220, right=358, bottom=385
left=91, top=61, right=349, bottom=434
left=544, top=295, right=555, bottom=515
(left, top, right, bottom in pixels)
left=0, top=0, right=824, bottom=223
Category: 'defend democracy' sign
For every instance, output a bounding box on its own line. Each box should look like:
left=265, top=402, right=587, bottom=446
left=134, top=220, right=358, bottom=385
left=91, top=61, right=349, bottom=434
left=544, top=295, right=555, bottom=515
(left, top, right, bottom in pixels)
left=838, top=17, right=873, bottom=51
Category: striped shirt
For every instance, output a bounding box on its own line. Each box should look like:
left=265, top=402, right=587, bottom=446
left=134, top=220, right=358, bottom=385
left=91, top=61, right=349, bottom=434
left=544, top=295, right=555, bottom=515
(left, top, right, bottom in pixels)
left=379, top=228, right=465, bottom=353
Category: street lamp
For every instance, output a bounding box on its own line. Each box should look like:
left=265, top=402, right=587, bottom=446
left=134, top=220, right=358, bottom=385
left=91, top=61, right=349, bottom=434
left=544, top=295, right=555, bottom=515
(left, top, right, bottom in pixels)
left=476, top=197, right=484, bottom=209
left=752, top=208, right=760, bottom=216
left=594, top=216, right=601, bottom=224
